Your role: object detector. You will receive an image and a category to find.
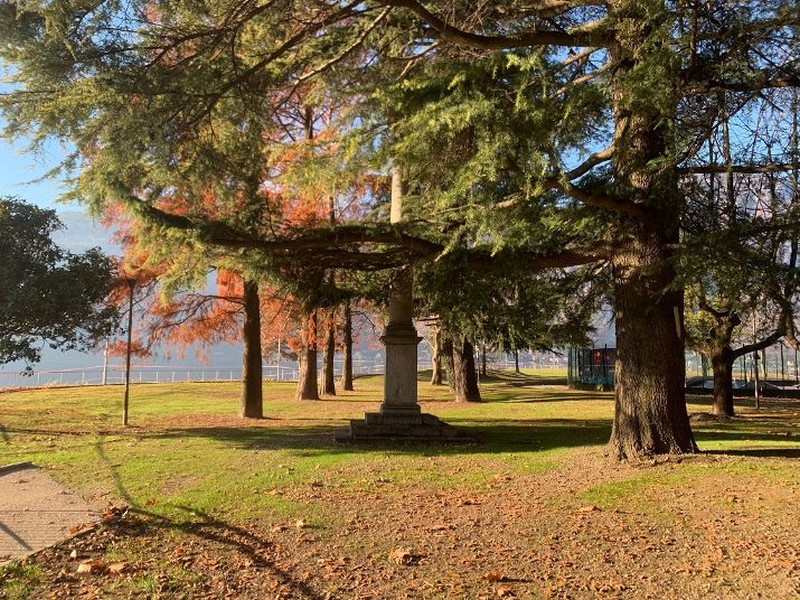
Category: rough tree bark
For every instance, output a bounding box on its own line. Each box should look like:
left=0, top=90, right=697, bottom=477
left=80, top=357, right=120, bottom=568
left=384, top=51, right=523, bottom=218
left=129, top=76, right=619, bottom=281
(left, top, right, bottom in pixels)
left=240, top=279, right=263, bottom=418
left=710, top=349, right=735, bottom=417
left=702, top=310, right=741, bottom=417
left=607, top=7, right=696, bottom=458
left=451, top=337, right=481, bottom=402
left=611, top=235, right=695, bottom=457
left=296, top=310, right=319, bottom=400
left=342, top=302, right=354, bottom=391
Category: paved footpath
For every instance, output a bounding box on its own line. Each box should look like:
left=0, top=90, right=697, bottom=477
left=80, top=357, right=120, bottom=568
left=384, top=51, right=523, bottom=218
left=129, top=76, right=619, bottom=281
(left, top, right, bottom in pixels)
left=0, top=462, right=102, bottom=565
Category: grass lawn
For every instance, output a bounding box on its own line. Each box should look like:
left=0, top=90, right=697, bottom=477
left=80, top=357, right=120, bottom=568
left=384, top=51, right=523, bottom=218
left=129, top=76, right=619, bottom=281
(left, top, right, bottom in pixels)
left=1, top=372, right=799, bottom=599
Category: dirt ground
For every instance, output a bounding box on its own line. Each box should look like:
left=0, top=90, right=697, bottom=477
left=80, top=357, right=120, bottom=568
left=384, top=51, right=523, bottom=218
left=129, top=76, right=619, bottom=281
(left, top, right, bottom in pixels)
left=7, top=443, right=800, bottom=599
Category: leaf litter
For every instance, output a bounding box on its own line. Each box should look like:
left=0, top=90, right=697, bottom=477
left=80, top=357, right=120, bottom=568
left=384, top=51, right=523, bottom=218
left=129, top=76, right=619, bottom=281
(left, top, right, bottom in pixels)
left=5, top=442, right=800, bottom=598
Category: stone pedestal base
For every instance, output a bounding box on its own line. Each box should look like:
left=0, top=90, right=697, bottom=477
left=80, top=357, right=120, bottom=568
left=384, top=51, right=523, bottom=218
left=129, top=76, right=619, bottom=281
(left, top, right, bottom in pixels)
left=335, top=411, right=464, bottom=442
left=381, top=324, right=422, bottom=413
left=337, top=297, right=466, bottom=441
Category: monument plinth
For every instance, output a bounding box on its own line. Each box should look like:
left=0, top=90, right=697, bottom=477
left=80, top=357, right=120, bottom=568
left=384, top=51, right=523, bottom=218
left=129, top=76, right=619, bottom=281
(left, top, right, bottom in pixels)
left=335, top=169, right=462, bottom=442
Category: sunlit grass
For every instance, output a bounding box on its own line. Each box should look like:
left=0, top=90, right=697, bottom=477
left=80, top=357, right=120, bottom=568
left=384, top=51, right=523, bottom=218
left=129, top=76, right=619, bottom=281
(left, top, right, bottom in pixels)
left=0, top=563, right=43, bottom=600
left=3, top=373, right=800, bottom=599
left=2, top=374, right=799, bottom=525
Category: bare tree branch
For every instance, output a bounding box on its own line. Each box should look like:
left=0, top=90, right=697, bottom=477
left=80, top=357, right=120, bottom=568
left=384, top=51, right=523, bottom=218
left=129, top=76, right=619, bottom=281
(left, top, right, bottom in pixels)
left=684, top=74, right=800, bottom=96
left=678, top=163, right=800, bottom=175
left=294, top=6, right=393, bottom=85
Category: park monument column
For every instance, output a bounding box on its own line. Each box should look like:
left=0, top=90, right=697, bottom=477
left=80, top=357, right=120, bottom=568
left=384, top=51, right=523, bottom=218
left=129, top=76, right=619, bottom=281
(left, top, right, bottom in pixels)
left=380, top=168, right=422, bottom=416
left=336, top=167, right=460, bottom=441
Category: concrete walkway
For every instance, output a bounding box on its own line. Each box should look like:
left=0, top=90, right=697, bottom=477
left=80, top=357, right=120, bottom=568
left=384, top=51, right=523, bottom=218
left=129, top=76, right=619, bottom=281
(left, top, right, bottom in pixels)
left=0, top=462, right=101, bottom=565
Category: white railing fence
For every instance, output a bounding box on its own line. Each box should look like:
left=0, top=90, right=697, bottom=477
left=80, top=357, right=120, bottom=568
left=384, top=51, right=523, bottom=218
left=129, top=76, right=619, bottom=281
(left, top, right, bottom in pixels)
left=0, top=358, right=391, bottom=390
left=0, top=351, right=570, bottom=391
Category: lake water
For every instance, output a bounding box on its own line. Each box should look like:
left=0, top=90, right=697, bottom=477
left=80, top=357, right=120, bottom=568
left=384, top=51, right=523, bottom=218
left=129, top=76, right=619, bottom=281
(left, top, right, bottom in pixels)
left=0, top=342, right=256, bottom=388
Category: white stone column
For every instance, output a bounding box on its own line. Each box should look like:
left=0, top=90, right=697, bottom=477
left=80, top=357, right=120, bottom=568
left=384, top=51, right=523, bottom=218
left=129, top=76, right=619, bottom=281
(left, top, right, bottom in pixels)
left=336, top=166, right=460, bottom=441
left=381, top=267, right=421, bottom=415
left=380, top=167, right=422, bottom=416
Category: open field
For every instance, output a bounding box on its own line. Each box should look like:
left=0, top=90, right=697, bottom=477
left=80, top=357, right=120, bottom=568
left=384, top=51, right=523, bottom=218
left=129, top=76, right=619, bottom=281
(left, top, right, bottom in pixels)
left=2, top=373, right=800, bottom=599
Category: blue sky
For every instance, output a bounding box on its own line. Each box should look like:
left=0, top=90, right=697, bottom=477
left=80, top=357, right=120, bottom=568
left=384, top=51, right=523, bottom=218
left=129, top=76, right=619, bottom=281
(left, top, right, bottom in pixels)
left=1, top=71, right=67, bottom=208
left=0, top=132, right=116, bottom=252
left=0, top=134, right=71, bottom=209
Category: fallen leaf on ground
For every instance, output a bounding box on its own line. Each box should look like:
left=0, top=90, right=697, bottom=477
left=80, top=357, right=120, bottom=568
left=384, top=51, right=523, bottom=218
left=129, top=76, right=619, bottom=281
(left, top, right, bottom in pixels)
left=107, top=562, right=127, bottom=574
left=483, top=571, right=506, bottom=582
left=101, top=506, right=125, bottom=521
left=69, top=522, right=91, bottom=534
left=76, top=559, right=106, bottom=574
left=389, top=547, right=421, bottom=566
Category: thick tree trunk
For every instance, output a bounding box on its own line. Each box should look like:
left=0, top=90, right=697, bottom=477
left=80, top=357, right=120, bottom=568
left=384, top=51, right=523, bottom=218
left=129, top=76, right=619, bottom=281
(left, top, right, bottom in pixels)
left=322, top=310, right=336, bottom=395
left=610, top=242, right=695, bottom=457
left=430, top=326, right=443, bottom=385
left=710, top=350, right=735, bottom=417
left=342, top=302, right=354, bottom=391
left=240, top=279, right=263, bottom=418
left=607, top=9, right=696, bottom=458
left=296, top=310, right=319, bottom=400
left=702, top=311, right=739, bottom=417
left=451, top=337, right=481, bottom=402
left=296, top=107, right=320, bottom=401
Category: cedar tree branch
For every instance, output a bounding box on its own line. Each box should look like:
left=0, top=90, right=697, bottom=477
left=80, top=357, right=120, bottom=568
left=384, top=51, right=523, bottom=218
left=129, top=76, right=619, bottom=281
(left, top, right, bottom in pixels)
left=133, top=200, right=609, bottom=272
left=377, top=0, right=607, bottom=48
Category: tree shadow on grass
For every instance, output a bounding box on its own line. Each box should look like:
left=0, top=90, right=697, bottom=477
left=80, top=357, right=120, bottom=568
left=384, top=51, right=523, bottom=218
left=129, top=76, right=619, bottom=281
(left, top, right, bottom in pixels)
left=141, top=416, right=799, bottom=459
left=138, top=417, right=614, bottom=455
left=101, top=505, right=325, bottom=599
left=704, top=448, right=800, bottom=458
left=88, top=437, right=327, bottom=599
left=481, top=390, right=613, bottom=403
left=455, top=419, right=612, bottom=452
left=693, top=423, right=800, bottom=458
